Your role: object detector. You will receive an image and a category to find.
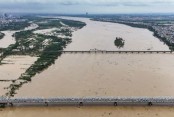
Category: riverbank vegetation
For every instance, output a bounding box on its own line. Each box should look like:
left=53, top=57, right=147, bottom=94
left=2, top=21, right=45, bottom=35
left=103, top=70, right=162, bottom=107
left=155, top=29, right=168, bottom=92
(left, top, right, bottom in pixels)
left=60, top=19, right=86, bottom=29
left=0, top=16, right=86, bottom=97
left=114, top=37, right=125, bottom=49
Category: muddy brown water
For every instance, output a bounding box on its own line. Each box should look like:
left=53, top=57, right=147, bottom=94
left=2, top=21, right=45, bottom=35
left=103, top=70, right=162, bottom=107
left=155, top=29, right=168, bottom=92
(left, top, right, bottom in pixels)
left=1, top=106, right=174, bottom=117
left=15, top=17, right=172, bottom=97
left=1, top=17, right=174, bottom=116
left=15, top=53, right=174, bottom=97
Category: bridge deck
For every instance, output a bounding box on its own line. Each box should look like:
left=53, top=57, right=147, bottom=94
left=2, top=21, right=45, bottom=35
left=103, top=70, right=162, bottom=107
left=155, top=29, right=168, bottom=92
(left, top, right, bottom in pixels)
left=1, top=51, right=173, bottom=56
left=1, top=97, right=174, bottom=107
left=60, top=51, right=173, bottom=54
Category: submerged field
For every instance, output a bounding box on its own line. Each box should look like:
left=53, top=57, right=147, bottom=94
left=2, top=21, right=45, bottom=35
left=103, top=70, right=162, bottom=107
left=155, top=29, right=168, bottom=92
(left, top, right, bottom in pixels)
left=0, top=16, right=86, bottom=97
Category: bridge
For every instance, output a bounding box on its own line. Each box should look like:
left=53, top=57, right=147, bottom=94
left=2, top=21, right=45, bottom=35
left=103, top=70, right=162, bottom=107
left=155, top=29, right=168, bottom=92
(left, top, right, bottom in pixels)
left=1, top=97, right=174, bottom=107
left=60, top=50, right=173, bottom=54
left=1, top=50, right=173, bottom=56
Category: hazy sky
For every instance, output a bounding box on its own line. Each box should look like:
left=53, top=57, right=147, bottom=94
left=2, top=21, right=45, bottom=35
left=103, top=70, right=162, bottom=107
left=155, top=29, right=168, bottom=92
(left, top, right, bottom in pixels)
left=0, top=0, right=174, bottom=14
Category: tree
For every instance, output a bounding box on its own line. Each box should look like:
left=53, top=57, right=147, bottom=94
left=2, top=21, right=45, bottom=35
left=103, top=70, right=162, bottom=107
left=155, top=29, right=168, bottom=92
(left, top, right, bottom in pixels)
left=114, top=37, right=125, bottom=48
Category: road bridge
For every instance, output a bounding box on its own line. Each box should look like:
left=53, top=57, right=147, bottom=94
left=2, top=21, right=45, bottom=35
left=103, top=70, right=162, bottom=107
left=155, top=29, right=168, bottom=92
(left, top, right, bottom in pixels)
left=1, top=50, right=173, bottom=56
left=59, top=50, right=173, bottom=54
left=1, top=97, right=174, bottom=107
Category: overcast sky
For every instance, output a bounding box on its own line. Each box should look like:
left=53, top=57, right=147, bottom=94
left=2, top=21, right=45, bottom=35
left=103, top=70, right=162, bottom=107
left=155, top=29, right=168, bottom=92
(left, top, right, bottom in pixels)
left=0, top=0, right=174, bottom=14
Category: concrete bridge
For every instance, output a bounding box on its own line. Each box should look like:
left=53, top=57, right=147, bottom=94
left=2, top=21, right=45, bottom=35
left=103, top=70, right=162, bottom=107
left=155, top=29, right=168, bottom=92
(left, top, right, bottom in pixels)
left=60, top=51, right=173, bottom=54
left=2, top=50, right=173, bottom=56
left=1, top=97, right=174, bottom=107
left=59, top=50, right=173, bottom=54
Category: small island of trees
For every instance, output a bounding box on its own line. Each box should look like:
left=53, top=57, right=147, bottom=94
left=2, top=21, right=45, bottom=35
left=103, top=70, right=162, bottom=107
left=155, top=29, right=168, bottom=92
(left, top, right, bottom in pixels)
left=114, top=37, right=125, bottom=48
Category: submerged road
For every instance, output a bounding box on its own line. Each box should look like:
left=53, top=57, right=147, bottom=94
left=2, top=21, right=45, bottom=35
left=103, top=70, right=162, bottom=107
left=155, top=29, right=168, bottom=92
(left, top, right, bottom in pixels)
left=1, top=97, right=174, bottom=107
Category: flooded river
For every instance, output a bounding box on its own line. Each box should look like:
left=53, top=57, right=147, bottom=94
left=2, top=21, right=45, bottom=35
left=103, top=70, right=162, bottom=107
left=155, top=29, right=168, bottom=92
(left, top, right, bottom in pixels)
left=1, top=106, right=174, bottom=117
left=15, top=53, right=174, bottom=97
left=15, top=17, right=173, bottom=97
left=60, top=17, right=169, bottom=51
left=1, top=17, right=174, bottom=116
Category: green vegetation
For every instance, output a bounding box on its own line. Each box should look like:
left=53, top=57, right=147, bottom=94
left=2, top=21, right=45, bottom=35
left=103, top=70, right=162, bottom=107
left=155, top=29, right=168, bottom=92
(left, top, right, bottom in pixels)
left=60, top=19, right=86, bottom=29
left=0, top=32, right=5, bottom=39
left=36, top=20, right=62, bottom=29
left=114, top=37, right=125, bottom=48
left=34, top=18, right=86, bottom=30
left=53, top=29, right=72, bottom=37
left=1, top=16, right=86, bottom=97
left=0, top=21, right=30, bottom=31
left=0, top=44, right=18, bottom=62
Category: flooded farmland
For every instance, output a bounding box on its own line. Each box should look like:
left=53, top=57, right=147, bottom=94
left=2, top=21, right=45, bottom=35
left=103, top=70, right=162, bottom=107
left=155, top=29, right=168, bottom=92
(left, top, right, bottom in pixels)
left=0, top=31, right=16, bottom=48
left=0, top=56, right=38, bottom=96
left=0, top=56, right=38, bottom=81
left=1, top=17, right=174, bottom=116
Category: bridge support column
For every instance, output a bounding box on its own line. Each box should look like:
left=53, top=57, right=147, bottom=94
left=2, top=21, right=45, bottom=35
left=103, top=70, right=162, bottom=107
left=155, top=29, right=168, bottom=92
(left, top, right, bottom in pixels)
left=45, top=102, right=48, bottom=106
left=79, top=102, right=83, bottom=106
left=9, top=102, right=13, bottom=107
left=114, top=102, right=117, bottom=106
left=148, top=102, right=153, bottom=106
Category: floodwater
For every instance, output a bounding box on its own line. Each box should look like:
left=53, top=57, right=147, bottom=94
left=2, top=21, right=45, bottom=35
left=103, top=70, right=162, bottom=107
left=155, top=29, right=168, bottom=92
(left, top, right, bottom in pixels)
left=33, top=28, right=58, bottom=35
left=0, top=23, right=41, bottom=96
left=1, top=17, right=174, bottom=116
left=0, top=56, right=38, bottom=81
left=0, top=56, right=37, bottom=96
left=0, top=82, right=11, bottom=96
left=60, top=17, right=169, bottom=51
left=1, top=106, right=174, bottom=117
left=0, top=23, right=38, bottom=49
left=15, top=17, right=173, bottom=97
left=15, top=53, right=174, bottom=97
left=0, top=31, right=16, bottom=48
